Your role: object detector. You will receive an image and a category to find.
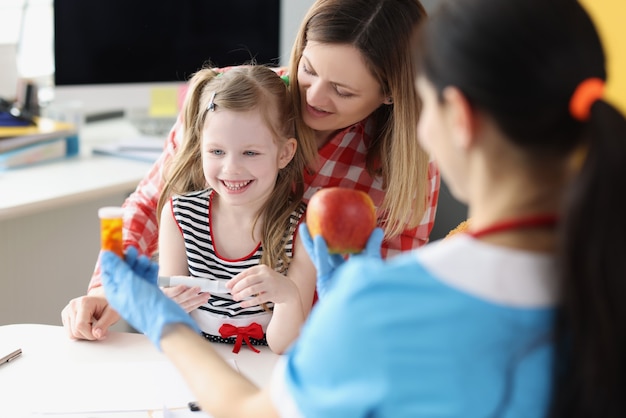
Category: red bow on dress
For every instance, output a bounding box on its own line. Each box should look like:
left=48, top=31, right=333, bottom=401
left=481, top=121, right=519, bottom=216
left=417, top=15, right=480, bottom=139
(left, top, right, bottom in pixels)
left=218, top=322, right=264, bottom=353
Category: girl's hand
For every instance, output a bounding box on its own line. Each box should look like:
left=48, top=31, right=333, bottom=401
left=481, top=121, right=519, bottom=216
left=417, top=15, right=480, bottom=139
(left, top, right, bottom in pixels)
left=161, top=285, right=210, bottom=313
left=227, top=265, right=298, bottom=308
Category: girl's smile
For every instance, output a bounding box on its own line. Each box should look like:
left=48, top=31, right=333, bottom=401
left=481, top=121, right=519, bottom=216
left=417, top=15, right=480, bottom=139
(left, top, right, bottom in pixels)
left=220, top=179, right=254, bottom=193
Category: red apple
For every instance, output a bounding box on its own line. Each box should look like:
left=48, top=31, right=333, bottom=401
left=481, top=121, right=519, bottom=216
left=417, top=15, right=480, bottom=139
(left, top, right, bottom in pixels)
left=306, top=187, right=377, bottom=254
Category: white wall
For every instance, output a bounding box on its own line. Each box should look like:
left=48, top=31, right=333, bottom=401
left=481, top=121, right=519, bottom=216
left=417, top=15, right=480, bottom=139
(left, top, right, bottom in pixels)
left=279, top=1, right=314, bottom=63
left=0, top=0, right=52, bottom=99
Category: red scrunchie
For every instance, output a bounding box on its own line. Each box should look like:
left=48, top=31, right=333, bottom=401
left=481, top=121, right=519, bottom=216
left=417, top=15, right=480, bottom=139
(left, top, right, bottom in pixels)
left=569, top=77, right=605, bottom=121
left=219, top=323, right=264, bottom=354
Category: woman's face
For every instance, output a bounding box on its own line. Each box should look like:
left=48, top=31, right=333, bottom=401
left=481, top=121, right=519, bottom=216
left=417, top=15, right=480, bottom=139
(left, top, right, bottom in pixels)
left=297, top=41, right=388, bottom=139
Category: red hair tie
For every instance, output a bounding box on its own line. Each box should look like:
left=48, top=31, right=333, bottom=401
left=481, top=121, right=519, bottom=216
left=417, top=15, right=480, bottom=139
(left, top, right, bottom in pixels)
left=569, top=78, right=605, bottom=121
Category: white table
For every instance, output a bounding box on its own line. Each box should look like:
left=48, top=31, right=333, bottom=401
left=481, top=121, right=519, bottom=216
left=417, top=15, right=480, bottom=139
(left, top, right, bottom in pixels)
left=0, top=324, right=280, bottom=417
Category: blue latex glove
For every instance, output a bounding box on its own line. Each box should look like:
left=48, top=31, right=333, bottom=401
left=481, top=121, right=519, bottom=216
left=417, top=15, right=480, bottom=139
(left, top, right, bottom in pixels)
left=100, top=246, right=200, bottom=349
left=298, top=224, right=384, bottom=298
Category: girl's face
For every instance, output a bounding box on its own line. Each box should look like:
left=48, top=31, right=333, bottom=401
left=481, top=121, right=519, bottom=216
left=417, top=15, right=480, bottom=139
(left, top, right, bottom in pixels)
left=297, top=41, right=388, bottom=140
left=201, top=109, right=296, bottom=209
left=415, top=76, right=468, bottom=202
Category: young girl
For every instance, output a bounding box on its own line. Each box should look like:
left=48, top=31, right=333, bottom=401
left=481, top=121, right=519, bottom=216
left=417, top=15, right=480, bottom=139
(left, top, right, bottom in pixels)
left=156, top=66, right=316, bottom=354
left=101, top=0, right=626, bottom=416
left=62, top=0, right=440, bottom=343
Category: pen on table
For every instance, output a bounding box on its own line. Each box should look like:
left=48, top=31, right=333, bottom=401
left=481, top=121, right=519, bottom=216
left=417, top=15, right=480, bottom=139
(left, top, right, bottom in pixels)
left=188, top=401, right=202, bottom=412
left=0, top=348, right=22, bottom=366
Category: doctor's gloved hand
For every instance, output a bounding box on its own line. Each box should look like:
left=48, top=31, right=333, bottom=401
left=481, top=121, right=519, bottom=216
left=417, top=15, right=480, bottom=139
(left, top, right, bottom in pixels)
left=298, top=224, right=384, bottom=298
left=100, top=246, right=201, bottom=349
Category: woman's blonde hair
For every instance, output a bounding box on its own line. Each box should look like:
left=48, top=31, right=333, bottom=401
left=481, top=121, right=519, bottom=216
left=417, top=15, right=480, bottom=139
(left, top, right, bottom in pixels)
left=289, top=0, right=431, bottom=238
left=157, top=65, right=305, bottom=271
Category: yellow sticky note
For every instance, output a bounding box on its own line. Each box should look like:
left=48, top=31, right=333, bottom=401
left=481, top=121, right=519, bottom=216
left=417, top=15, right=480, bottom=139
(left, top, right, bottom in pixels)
left=579, top=0, right=626, bottom=116
left=149, top=87, right=178, bottom=117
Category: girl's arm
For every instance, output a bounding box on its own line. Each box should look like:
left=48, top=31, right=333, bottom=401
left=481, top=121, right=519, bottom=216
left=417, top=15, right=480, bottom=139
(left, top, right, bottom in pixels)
left=161, top=324, right=279, bottom=418
left=158, top=200, right=190, bottom=276
left=158, top=201, right=210, bottom=313
left=227, top=234, right=317, bottom=354
left=265, top=233, right=317, bottom=353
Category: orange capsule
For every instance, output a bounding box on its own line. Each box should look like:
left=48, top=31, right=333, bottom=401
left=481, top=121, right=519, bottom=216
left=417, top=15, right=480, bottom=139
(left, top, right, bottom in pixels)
left=98, top=206, right=124, bottom=257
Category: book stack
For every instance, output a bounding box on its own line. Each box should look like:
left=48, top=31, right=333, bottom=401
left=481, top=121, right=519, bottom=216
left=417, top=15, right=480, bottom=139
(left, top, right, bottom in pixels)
left=0, top=116, right=79, bottom=170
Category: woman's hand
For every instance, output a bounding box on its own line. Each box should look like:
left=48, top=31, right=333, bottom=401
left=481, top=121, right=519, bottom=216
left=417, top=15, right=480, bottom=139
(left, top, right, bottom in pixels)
left=61, top=290, right=120, bottom=341
left=226, top=265, right=299, bottom=308
left=298, top=223, right=384, bottom=298
left=161, top=285, right=210, bottom=313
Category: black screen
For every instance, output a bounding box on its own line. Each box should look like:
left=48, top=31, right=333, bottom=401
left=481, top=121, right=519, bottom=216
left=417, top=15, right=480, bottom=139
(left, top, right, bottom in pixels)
left=54, top=0, right=280, bottom=86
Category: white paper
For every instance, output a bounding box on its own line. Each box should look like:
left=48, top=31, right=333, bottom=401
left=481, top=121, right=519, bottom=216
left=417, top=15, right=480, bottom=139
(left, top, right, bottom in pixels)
left=92, top=136, right=166, bottom=163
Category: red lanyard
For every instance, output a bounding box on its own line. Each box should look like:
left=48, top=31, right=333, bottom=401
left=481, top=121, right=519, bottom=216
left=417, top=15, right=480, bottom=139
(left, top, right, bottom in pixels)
left=466, top=214, right=559, bottom=239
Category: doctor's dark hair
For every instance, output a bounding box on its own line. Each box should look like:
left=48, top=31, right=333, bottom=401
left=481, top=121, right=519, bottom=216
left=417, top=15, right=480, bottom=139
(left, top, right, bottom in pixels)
left=289, top=0, right=431, bottom=239
left=416, top=0, right=626, bottom=416
left=158, top=65, right=303, bottom=272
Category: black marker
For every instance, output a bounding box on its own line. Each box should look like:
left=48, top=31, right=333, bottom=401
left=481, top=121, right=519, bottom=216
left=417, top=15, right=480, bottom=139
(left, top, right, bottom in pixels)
left=188, top=401, right=202, bottom=412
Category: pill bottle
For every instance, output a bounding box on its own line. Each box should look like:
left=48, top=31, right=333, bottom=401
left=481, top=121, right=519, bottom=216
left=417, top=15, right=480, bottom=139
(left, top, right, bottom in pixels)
left=98, top=206, right=124, bottom=257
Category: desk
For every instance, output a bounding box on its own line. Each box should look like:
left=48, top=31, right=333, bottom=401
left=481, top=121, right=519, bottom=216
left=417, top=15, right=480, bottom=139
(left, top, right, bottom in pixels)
left=0, top=118, right=155, bottom=221
left=0, top=118, right=159, bottom=327
left=0, top=324, right=280, bottom=416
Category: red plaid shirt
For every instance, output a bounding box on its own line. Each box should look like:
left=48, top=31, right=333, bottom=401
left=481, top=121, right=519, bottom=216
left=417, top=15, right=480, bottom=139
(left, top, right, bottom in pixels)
left=302, top=118, right=440, bottom=257
left=88, top=87, right=440, bottom=291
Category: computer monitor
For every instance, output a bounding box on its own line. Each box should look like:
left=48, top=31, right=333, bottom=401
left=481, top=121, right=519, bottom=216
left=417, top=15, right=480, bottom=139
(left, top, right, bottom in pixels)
left=52, top=0, right=280, bottom=116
